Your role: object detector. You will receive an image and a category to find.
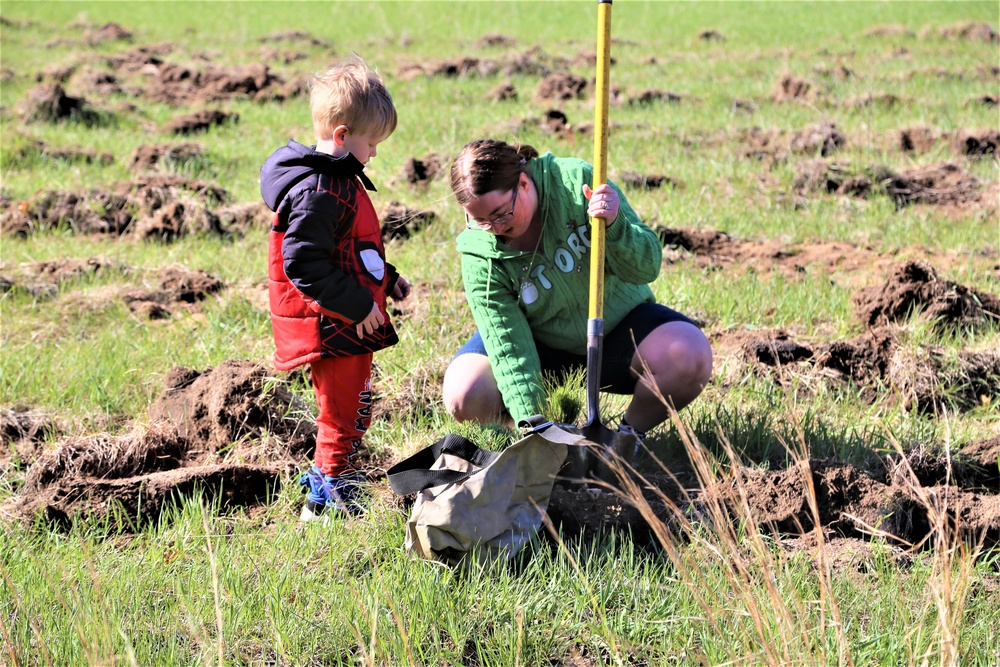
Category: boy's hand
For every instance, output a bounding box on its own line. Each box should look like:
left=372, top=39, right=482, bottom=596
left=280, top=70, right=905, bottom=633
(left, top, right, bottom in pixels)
left=356, top=302, right=385, bottom=339
left=390, top=276, right=412, bottom=300
left=583, top=184, right=620, bottom=226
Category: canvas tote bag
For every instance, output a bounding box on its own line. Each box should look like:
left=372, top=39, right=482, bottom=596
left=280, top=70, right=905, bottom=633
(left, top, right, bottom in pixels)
left=387, top=417, right=585, bottom=567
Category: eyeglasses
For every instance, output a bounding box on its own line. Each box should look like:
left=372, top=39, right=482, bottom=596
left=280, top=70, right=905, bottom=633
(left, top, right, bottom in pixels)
left=465, top=186, right=518, bottom=230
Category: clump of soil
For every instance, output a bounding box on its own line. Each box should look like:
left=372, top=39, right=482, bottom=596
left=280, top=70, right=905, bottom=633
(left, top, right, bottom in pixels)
left=379, top=201, right=436, bottom=241
left=0, top=407, right=60, bottom=472
left=215, top=202, right=272, bottom=235
left=741, top=330, right=815, bottom=366
left=20, top=82, right=105, bottom=126
left=398, top=153, right=444, bottom=186
left=477, top=33, right=516, bottom=48
left=886, top=162, right=983, bottom=208
left=485, top=82, right=517, bottom=102
left=789, top=122, right=846, bottom=157
left=1, top=360, right=315, bottom=530
left=119, top=266, right=225, bottom=318
left=843, top=93, right=902, bottom=109
left=535, top=72, right=587, bottom=101
left=888, top=345, right=999, bottom=413
left=698, top=29, right=725, bottom=41
left=932, top=22, right=998, bottom=42
left=88, top=22, right=132, bottom=45
left=549, top=450, right=1000, bottom=551
left=628, top=89, right=682, bottom=106
left=617, top=171, right=679, bottom=191
left=10, top=138, right=113, bottom=166
left=864, top=24, right=916, bottom=38
left=772, top=75, right=812, bottom=101
left=953, top=129, right=999, bottom=158
left=792, top=160, right=984, bottom=211
left=899, top=126, right=941, bottom=152
left=852, top=260, right=1000, bottom=330
left=1, top=256, right=130, bottom=298
left=140, top=59, right=288, bottom=105
left=129, top=142, right=204, bottom=171
left=163, top=109, right=238, bottom=135
left=1, top=175, right=233, bottom=239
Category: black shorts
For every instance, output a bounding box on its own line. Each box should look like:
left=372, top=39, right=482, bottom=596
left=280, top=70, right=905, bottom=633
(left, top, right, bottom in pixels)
left=453, top=302, right=699, bottom=394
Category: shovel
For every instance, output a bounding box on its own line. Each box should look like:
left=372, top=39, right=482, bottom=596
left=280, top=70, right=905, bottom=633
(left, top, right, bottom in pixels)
left=561, top=0, right=638, bottom=485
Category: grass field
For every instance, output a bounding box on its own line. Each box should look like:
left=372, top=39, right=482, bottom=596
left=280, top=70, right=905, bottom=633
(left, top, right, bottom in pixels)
left=2, top=2, right=999, bottom=665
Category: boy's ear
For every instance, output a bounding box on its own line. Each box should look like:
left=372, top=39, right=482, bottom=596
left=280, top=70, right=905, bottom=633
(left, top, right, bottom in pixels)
left=332, top=124, right=350, bottom=146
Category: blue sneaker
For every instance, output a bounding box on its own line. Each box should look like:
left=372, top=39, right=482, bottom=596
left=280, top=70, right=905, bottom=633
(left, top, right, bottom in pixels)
left=298, top=466, right=368, bottom=521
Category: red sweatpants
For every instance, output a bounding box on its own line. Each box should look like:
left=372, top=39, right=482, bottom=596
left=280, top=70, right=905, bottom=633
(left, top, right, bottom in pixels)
left=309, top=353, right=373, bottom=477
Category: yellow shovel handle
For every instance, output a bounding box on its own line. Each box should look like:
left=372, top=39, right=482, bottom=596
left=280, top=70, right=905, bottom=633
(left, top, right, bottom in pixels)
left=589, top=0, right=612, bottom=321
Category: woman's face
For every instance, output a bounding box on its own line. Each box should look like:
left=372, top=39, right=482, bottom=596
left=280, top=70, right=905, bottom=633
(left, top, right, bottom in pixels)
left=463, top=174, right=532, bottom=241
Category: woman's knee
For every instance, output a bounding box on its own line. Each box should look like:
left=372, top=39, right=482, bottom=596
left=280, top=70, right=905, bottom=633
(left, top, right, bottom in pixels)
left=638, top=322, right=713, bottom=385
left=442, top=354, right=502, bottom=422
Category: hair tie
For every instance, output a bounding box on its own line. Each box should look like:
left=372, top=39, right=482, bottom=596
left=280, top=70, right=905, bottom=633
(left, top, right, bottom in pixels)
left=519, top=157, right=527, bottom=165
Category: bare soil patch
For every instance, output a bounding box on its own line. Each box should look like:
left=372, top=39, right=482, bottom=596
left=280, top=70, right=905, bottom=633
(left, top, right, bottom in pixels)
left=550, top=443, right=1000, bottom=552
left=379, top=201, right=437, bottom=242
left=1, top=360, right=315, bottom=530
left=852, top=260, right=1000, bottom=330
left=1, top=175, right=232, bottom=239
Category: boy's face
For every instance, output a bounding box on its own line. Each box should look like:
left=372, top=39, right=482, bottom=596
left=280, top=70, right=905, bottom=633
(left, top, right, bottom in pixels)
left=337, top=128, right=386, bottom=166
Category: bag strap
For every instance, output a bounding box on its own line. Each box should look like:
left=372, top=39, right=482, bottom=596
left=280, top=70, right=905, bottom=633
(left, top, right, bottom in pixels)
left=387, top=433, right=500, bottom=496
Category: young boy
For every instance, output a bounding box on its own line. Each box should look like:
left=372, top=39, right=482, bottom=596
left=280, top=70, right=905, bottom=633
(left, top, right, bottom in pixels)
left=260, top=55, right=410, bottom=520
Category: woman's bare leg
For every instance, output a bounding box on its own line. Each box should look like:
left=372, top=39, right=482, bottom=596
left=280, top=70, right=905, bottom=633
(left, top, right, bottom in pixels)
left=623, top=321, right=713, bottom=433
left=442, top=353, right=507, bottom=423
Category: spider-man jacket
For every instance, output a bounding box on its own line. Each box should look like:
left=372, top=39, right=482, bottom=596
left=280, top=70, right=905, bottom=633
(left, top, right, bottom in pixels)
left=261, top=140, right=399, bottom=370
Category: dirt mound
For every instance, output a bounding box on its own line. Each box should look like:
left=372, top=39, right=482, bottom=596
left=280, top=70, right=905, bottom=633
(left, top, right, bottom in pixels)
left=477, top=33, right=516, bottom=48
left=397, top=153, right=444, bottom=187
left=628, top=89, right=682, bottom=106
left=129, top=142, right=204, bottom=170
left=884, top=162, right=983, bottom=208
left=399, top=48, right=560, bottom=81
left=379, top=201, right=436, bottom=242
left=535, top=72, right=587, bottom=101
left=485, top=82, right=517, bottom=101
left=617, top=171, right=679, bottom=191
left=953, top=129, right=999, bottom=158
left=1, top=175, right=233, bottom=239
left=714, top=320, right=995, bottom=415
left=651, top=226, right=922, bottom=285
left=852, top=260, right=1000, bottom=329
left=788, top=122, right=847, bottom=156
left=19, top=82, right=103, bottom=125
left=1, top=360, right=315, bottom=529
left=8, top=138, right=113, bottom=166
left=147, top=360, right=312, bottom=452
left=772, top=75, right=813, bottom=101
left=792, top=160, right=986, bottom=211
left=163, top=110, right=238, bottom=135
left=551, top=454, right=1000, bottom=551
left=933, top=22, right=998, bottom=42
left=0, top=407, right=60, bottom=472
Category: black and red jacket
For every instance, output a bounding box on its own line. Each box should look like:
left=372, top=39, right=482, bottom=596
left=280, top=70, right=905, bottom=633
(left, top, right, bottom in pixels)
left=261, top=140, right=399, bottom=370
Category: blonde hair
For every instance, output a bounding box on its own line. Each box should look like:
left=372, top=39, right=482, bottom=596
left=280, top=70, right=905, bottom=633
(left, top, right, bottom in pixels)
left=450, top=139, right=539, bottom=206
left=309, top=54, right=397, bottom=141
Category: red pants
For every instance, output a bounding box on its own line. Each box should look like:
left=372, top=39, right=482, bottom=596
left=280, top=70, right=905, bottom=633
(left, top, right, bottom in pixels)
left=309, top=353, right=373, bottom=477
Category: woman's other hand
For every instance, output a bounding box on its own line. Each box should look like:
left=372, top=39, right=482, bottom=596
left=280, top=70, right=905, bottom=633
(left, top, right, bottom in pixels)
left=583, top=184, right=619, bottom=226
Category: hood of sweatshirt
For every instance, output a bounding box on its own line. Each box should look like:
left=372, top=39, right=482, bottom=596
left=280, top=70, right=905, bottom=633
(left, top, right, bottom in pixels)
left=260, top=139, right=375, bottom=212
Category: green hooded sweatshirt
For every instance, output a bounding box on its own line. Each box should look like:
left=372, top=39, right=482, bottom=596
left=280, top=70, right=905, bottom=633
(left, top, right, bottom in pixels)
left=456, top=152, right=663, bottom=423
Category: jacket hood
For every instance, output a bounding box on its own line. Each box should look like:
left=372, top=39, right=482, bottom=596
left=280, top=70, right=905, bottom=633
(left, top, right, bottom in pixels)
left=260, top=140, right=374, bottom=212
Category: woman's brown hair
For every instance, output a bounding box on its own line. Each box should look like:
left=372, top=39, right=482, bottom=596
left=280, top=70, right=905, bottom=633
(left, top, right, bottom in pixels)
left=450, top=139, right=539, bottom=206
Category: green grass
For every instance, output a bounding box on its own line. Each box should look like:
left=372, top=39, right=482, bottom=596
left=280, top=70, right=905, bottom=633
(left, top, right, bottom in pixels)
left=2, top=1, right=999, bottom=665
